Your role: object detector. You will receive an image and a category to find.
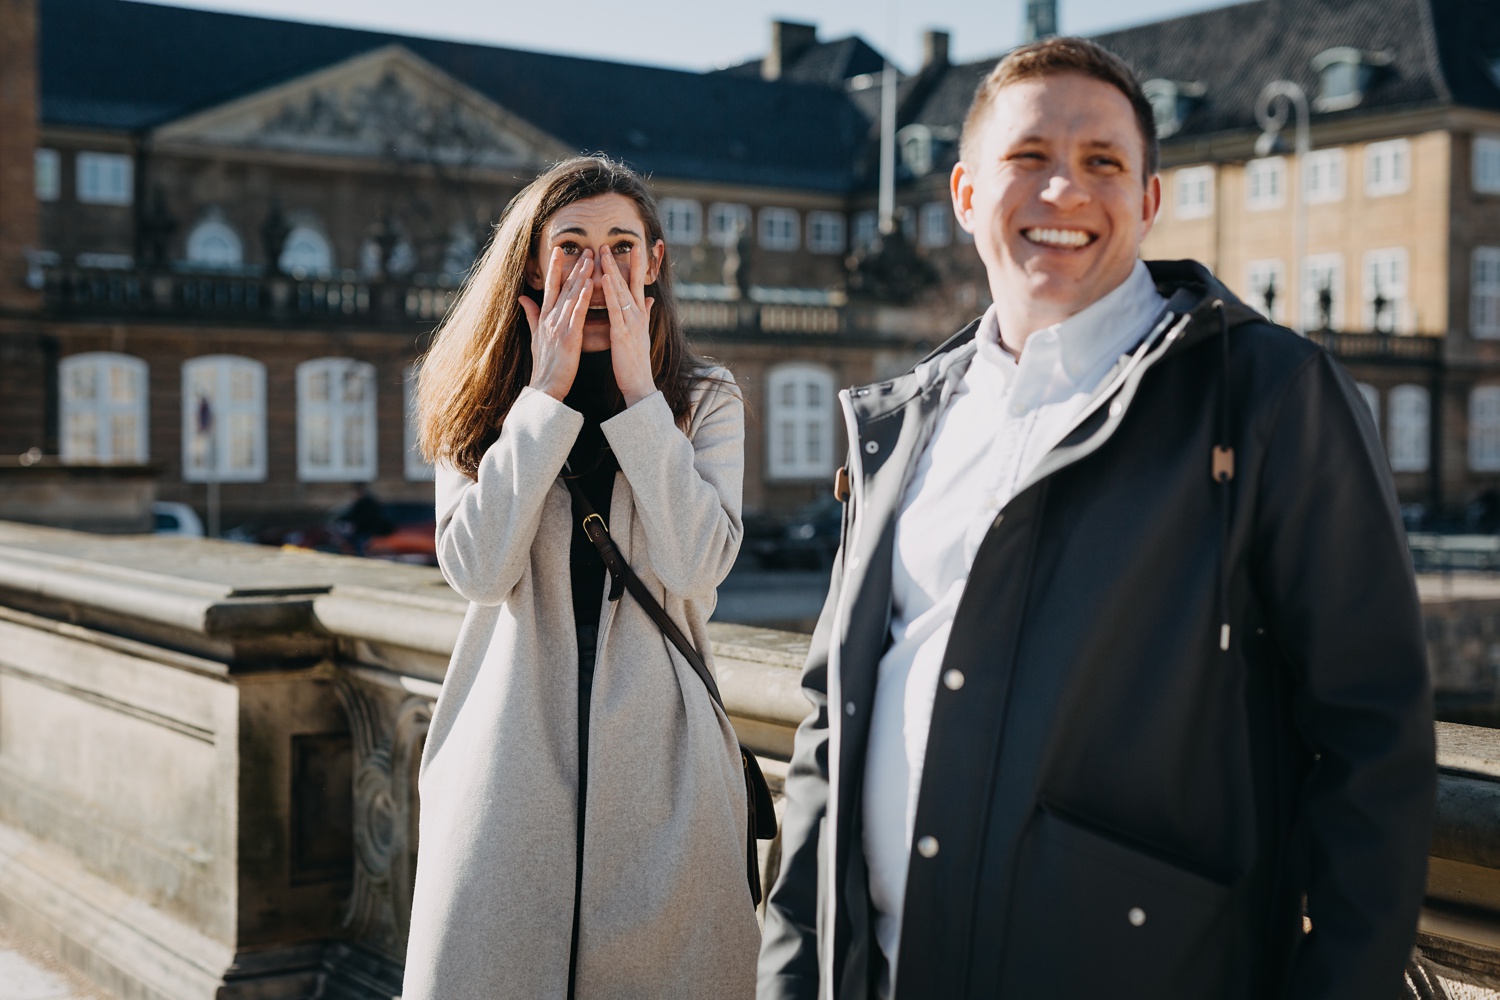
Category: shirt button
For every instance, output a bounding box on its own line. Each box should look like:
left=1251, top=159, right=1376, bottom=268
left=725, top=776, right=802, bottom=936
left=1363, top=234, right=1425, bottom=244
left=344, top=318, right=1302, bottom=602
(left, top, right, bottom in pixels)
left=916, top=835, right=940, bottom=858
left=1128, top=907, right=1147, bottom=927
left=942, top=669, right=965, bottom=691
left=864, top=440, right=880, bottom=454
left=845, top=701, right=856, bottom=716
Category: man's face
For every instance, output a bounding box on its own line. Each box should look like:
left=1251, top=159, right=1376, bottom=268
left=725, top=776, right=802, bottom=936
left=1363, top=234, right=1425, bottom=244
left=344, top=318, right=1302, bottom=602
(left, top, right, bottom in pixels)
left=952, top=73, right=1161, bottom=330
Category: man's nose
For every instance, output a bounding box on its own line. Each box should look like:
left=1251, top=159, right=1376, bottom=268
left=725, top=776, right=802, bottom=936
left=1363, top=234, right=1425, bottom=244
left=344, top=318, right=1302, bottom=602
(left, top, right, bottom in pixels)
left=1039, top=170, right=1089, bottom=210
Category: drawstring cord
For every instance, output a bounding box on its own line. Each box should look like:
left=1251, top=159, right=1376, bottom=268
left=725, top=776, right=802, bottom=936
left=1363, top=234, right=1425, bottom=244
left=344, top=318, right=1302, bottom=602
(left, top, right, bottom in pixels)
left=1211, top=300, right=1234, bottom=653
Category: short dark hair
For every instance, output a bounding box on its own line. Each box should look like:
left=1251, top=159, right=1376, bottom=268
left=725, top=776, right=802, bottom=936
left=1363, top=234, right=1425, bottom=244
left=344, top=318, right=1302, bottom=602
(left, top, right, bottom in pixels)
left=959, top=36, right=1160, bottom=177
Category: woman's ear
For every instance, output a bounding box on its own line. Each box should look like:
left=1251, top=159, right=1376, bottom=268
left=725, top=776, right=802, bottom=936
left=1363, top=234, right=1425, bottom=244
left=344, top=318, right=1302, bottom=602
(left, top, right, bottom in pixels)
left=524, top=252, right=545, bottom=291
left=645, top=239, right=665, bottom=285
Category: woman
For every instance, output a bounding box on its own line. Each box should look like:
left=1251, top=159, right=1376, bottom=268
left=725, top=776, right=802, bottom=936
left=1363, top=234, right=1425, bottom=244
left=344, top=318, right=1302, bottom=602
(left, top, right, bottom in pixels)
left=404, top=156, right=756, bottom=1000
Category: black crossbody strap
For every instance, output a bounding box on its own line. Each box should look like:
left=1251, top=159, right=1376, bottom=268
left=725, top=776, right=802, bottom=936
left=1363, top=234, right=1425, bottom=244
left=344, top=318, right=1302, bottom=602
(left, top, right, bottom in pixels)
left=560, top=473, right=725, bottom=708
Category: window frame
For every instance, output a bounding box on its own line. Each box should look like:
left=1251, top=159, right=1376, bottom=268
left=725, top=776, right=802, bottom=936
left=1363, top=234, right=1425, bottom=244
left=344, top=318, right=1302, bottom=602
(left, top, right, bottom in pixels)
left=181, top=355, right=267, bottom=483
left=1301, top=253, right=1345, bottom=331
left=661, top=198, right=703, bottom=246
left=184, top=218, right=244, bottom=270
left=806, top=211, right=847, bottom=255
left=1388, top=383, right=1430, bottom=473
left=758, top=207, right=800, bottom=252
left=1245, top=156, right=1287, bottom=212
left=1173, top=165, right=1214, bottom=220
left=1362, top=247, right=1410, bottom=333
left=75, top=151, right=133, bottom=206
left=1365, top=139, right=1411, bottom=198
left=404, top=362, right=434, bottom=482
left=296, top=357, right=378, bottom=483
left=1471, top=385, right=1500, bottom=472
left=919, top=202, right=953, bottom=248
left=1303, top=148, right=1346, bottom=204
left=59, top=352, right=149, bottom=464
left=279, top=225, right=334, bottom=277
left=1473, top=247, right=1500, bottom=339
left=1475, top=135, right=1500, bottom=195
left=707, top=203, right=752, bottom=248
left=34, top=148, right=59, bottom=202
left=766, top=363, right=837, bottom=481
left=1245, top=259, right=1287, bottom=324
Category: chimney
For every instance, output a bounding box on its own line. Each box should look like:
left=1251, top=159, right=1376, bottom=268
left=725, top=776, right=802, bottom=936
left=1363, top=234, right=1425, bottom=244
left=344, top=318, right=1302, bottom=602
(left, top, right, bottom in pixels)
left=922, top=30, right=950, bottom=71
left=0, top=0, right=40, bottom=313
left=763, top=20, right=818, bottom=81
left=1025, top=0, right=1058, bottom=43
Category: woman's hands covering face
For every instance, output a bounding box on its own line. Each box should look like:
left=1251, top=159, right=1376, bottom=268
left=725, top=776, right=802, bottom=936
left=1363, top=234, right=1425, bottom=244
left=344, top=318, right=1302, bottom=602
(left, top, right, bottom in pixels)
left=519, top=246, right=594, bottom=402
left=600, top=239, right=658, bottom=407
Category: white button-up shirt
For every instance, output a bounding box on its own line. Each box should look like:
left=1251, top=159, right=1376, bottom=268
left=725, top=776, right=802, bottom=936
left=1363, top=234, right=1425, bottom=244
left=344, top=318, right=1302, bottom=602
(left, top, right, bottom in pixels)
left=862, top=261, right=1170, bottom=992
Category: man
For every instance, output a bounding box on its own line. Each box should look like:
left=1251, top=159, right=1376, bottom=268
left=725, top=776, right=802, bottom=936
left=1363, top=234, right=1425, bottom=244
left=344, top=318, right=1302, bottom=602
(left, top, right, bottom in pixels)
left=758, top=36, right=1434, bottom=1000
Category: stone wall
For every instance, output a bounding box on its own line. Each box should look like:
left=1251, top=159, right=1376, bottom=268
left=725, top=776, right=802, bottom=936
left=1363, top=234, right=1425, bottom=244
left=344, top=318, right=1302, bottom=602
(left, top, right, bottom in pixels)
left=0, top=521, right=1496, bottom=998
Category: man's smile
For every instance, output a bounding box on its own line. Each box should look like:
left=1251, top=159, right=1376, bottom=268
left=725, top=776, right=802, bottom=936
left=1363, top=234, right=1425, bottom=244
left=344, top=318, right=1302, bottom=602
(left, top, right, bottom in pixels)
left=1021, top=226, right=1097, bottom=249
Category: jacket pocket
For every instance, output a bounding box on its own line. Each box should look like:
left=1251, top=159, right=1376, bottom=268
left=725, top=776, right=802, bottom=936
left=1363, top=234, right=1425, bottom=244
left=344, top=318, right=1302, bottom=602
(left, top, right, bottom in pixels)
left=998, top=806, right=1233, bottom=999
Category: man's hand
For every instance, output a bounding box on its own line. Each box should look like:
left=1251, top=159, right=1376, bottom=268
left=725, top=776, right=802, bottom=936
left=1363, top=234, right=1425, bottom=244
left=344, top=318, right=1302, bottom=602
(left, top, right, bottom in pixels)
left=520, top=246, right=594, bottom=401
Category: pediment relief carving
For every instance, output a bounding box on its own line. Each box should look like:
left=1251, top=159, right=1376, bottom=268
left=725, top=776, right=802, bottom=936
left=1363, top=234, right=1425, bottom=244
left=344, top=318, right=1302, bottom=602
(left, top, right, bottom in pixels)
left=154, top=45, right=568, bottom=171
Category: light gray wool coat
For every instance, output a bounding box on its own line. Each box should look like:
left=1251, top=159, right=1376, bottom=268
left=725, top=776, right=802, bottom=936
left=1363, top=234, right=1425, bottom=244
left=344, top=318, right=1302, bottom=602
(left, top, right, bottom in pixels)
left=402, top=371, right=759, bottom=1000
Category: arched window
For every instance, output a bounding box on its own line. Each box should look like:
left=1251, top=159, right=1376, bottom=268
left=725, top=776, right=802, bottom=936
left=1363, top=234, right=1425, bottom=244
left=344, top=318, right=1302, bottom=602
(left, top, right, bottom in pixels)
left=1471, top=386, right=1500, bottom=472
left=184, top=218, right=243, bottom=269
left=279, top=225, right=334, bottom=277
left=404, top=362, right=434, bottom=481
left=1387, top=384, right=1429, bottom=473
left=298, top=358, right=377, bottom=482
left=182, top=356, right=266, bottom=482
left=1356, top=382, right=1380, bottom=435
left=766, top=364, right=836, bottom=480
left=59, top=352, right=148, bottom=463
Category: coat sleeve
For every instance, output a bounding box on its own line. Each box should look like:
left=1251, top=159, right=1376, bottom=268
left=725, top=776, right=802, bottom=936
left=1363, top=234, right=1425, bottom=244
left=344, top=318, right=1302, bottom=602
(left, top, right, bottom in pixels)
left=434, top=387, right=583, bottom=606
left=1253, top=350, right=1435, bottom=1000
left=601, top=371, right=744, bottom=599
left=758, top=496, right=847, bottom=1000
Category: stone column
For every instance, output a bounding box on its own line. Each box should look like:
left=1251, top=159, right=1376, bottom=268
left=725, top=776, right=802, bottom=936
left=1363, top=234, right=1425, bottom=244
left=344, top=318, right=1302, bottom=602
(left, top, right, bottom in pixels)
left=0, top=0, right=40, bottom=314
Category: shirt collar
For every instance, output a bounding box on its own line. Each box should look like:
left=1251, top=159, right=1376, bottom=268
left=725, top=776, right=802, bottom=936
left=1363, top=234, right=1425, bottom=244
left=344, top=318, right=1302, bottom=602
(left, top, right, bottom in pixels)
left=974, top=260, right=1168, bottom=414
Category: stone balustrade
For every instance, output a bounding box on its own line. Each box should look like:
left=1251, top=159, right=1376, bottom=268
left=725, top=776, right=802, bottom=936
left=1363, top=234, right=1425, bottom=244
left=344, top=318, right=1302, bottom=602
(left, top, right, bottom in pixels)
left=0, top=520, right=1494, bottom=997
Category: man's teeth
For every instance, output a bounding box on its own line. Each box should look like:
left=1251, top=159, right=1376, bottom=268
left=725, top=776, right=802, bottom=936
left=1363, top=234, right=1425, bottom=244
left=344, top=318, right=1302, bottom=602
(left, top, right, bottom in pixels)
left=1025, top=228, right=1092, bottom=248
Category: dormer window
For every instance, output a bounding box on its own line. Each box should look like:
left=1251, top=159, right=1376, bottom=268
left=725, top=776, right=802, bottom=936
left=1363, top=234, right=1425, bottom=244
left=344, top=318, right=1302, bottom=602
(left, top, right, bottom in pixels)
left=1142, top=79, right=1204, bottom=139
left=1312, top=47, right=1391, bottom=112
left=898, top=124, right=957, bottom=178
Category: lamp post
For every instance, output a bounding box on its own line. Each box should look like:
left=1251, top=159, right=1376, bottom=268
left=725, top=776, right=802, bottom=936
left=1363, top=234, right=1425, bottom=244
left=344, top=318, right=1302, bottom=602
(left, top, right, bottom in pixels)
left=1255, top=80, right=1310, bottom=333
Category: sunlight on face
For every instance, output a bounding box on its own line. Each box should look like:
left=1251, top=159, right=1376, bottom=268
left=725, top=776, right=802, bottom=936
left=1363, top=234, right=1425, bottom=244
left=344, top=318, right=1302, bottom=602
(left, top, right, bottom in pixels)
left=952, top=74, right=1161, bottom=334
left=528, top=192, right=665, bottom=352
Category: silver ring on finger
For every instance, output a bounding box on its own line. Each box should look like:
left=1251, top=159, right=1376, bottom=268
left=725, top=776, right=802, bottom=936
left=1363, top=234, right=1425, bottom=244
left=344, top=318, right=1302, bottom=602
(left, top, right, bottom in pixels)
left=620, top=300, right=634, bottom=311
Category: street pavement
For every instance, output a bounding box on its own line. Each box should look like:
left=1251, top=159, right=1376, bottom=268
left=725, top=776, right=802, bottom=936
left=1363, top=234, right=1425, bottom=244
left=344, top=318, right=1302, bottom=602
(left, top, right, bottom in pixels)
left=713, top=566, right=831, bottom=634
left=0, top=925, right=111, bottom=1000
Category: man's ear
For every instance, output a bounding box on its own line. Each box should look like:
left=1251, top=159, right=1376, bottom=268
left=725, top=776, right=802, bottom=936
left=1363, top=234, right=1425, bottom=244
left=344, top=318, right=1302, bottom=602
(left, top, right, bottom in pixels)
left=1141, top=173, right=1163, bottom=237
left=951, top=161, right=975, bottom=237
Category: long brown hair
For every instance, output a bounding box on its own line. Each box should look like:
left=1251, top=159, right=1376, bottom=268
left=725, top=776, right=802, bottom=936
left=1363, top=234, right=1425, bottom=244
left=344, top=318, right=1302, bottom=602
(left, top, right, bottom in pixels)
left=416, top=155, right=714, bottom=479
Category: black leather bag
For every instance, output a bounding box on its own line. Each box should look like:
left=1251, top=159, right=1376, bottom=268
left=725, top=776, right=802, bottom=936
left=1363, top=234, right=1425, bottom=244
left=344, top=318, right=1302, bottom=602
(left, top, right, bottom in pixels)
left=561, top=475, right=778, bottom=905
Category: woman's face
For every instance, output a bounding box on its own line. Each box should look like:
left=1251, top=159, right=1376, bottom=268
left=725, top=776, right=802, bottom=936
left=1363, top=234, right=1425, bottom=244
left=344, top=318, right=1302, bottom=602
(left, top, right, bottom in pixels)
left=527, top=192, right=665, bottom=352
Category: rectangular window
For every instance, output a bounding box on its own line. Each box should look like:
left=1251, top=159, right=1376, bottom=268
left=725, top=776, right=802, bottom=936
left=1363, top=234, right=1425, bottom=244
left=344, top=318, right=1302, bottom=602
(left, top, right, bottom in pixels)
left=919, top=202, right=952, bottom=248
left=404, top=363, right=434, bottom=481
left=1473, top=248, right=1500, bottom=339
left=1475, top=136, right=1500, bottom=195
left=1246, top=157, right=1287, bottom=211
left=297, top=358, right=376, bottom=482
left=76, top=152, right=133, bottom=206
left=806, top=211, right=847, bottom=254
left=34, top=149, right=59, bottom=202
left=1363, top=248, right=1409, bottom=333
left=1301, top=253, right=1345, bottom=331
left=758, top=207, right=800, bottom=251
left=707, top=203, right=751, bottom=248
left=852, top=210, right=879, bottom=251
left=1303, top=148, right=1346, bottom=204
left=182, top=356, right=266, bottom=483
left=1245, top=259, right=1287, bottom=324
left=660, top=198, right=702, bottom=245
left=1365, top=139, right=1411, bottom=197
left=1174, top=165, right=1214, bottom=220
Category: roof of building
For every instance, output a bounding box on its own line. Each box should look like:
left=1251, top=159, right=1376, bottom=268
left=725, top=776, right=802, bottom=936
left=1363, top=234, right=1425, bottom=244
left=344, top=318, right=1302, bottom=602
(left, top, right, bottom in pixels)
left=715, top=35, right=889, bottom=87
left=38, top=0, right=873, bottom=192
left=910, top=0, right=1500, bottom=149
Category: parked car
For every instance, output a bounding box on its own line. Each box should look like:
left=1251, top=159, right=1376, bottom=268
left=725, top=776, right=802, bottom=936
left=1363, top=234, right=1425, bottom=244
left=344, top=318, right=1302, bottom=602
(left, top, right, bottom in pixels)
left=363, top=501, right=438, bottom=566
left=226, top=500, right=437, bottom=566
left=152, top=501, right=204, bottom=537
left=753, top=495, right=843, bottom=570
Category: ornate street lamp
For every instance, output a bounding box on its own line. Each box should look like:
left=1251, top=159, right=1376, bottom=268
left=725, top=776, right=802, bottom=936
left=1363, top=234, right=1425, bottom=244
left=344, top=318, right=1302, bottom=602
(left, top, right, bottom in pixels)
left=1255, top=80, right=1311, bottom=334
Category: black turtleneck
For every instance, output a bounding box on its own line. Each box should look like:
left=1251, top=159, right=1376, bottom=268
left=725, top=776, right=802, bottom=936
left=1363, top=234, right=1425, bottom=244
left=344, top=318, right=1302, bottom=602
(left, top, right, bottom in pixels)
left=562, top=349, right=623, bottom=642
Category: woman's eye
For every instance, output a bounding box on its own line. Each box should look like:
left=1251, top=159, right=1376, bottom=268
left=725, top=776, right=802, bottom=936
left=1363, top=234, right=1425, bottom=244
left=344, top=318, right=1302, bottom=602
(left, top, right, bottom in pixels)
left=558, top=242, right=581, bottom=255
left=613, top=243, right=634, bottom=255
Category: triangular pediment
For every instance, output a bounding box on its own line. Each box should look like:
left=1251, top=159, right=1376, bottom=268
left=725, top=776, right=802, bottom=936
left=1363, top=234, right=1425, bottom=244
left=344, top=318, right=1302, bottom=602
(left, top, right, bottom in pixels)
left=153, top=45, right=571, bottom=170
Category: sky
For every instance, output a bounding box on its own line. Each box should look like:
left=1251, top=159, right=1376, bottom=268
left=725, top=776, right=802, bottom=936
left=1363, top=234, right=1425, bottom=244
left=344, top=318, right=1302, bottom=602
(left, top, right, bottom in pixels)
left=139, top=0, right=1247, bottom=74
